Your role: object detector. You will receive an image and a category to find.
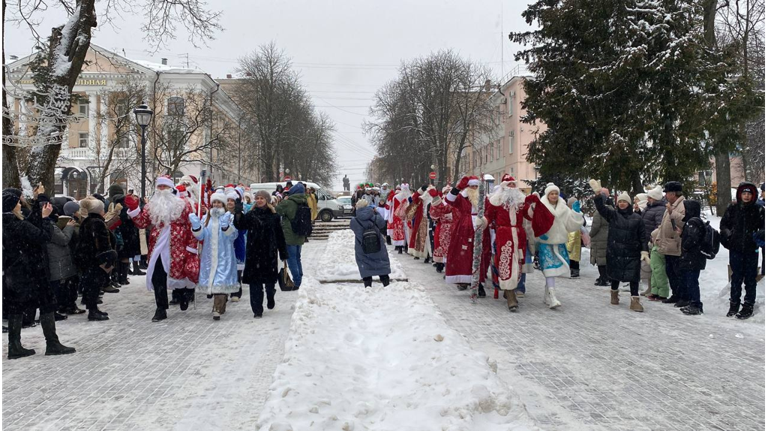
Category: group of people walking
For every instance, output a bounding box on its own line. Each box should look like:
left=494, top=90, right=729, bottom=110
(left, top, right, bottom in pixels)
left=352, top=174, right=764, bottom=320
left=2, top=175, right=321, bottom=359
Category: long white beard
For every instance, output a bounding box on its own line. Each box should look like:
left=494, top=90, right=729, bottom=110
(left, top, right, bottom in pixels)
left=397, top=187, right=410, bottom=201
left=492, top=187, right=525, bottom=209
left=149, top=190, right=185, bottom=226
left=465, top=187, right=479, bottom=208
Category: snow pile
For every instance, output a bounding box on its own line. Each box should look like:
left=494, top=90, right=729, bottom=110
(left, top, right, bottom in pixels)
left=314, top=230, right=407, bottom=282
left=699, top=216, right=765, bottom=322
left=256, top=277, right=536, bottom=431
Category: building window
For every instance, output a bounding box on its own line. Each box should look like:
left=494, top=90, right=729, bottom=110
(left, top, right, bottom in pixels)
left=115, top=98, right=129, bottom=116
left=167, top=97, right=185, bottom=117
left=508, top=91, right=515, bottom=116
left=116, top=134, right=130, bottom=149
left=509, top=131, right=515, bottom=154
left=78, top=103, right=89, bottom=117
left=498, top=139, right=503, bottom=159
left=698, top=170, right=712, bottom=186
left=78, top=132, right=89, bottom=148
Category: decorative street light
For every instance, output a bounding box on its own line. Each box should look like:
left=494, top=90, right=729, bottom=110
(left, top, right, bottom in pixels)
left=133, top=103, right=153, bottom=199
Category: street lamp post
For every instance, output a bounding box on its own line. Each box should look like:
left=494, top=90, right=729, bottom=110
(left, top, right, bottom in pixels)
left=133, top=104, right=153, bottom=199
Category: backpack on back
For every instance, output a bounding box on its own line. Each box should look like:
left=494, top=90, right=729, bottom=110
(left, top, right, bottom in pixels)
left=700, top=220, right=720, bottom=260
left=355, top=218, right=381, bottom=254
left=290, top=202, right=313, bottom=237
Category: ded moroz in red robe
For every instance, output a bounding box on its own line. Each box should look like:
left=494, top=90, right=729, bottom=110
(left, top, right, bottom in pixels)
left=444, top=188, right=478, bottom=284
left=484, top=194, right=528, bottom=291
left=429, top=200, right=458, bottom=263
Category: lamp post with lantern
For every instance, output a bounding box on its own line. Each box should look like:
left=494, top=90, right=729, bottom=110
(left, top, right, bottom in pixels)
left=133, top=104, right=153, bottom=199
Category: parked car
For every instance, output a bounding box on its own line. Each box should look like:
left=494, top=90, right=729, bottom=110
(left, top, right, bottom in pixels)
left=249, top=181, right=343, bottom=222
left=336, top=196, right=354, bottom=217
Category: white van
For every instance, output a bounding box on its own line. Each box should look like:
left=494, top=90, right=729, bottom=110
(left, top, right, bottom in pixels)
left=249, top=181, right=343, bottom=222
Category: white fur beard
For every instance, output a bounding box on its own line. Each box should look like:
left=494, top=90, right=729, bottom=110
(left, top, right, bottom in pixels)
left=465, top=188, right=479, bottom=208
left=497, top=187, right=525, bottom=208
left=149, top=190, right=185, bottom=226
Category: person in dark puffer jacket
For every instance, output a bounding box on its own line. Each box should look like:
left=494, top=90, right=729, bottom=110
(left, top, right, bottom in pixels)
left=678, top=201, right=707, bottom=315
left=46, top=206, right=79, bottom=317
left=593, top=190, right=647, bottom=312
left=720, top=182, right=764, bottom=319
left=3, top=189, right=75, bottom=359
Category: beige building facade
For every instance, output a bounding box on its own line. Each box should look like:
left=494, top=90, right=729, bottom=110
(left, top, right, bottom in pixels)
left=6, top=45, right=255, bottom=199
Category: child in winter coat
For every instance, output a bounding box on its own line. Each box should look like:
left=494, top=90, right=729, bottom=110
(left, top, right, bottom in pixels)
left=720, top=182, right=764, bottom=319
left=590, top=182, right=647, bottom=312
left=525, top=183, right=584, bottom=308
left=190, top=192, right=239, bottom=320
left=678, top=201, right=707, bottom=315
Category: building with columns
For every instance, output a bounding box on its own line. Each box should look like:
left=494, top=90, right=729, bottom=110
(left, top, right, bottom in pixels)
left=6, top=44, right=257, bottom=199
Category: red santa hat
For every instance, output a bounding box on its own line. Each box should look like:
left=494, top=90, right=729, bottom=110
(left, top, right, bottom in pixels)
left=501, top=174, right=515, bottom=183
left=467, top=176, right=480, bottom=187
left=428, top=188, right=439, bottom=198
left=156, top=175, right=174, bottom=189
left=176, top=184, right=189, bottom=198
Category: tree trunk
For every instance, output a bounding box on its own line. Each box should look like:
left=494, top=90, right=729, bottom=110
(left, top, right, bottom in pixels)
left=2, top=0, right=20, bottom=189
left=23, top=1, right=97, bottom=193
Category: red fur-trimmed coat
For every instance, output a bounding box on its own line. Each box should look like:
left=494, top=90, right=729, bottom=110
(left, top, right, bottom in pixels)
left=429, top=201, right=458, bottom=263
left=130, top=200, right=200, bottom=287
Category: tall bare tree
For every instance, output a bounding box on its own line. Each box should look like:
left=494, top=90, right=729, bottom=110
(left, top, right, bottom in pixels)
left=2, top=0, right=222, bottom=191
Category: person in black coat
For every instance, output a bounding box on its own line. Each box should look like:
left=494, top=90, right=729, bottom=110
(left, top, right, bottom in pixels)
left=720, top=182, right=764, bottom=319
left=593, top=191, right=647, bottom=312
left=75, top=196, right=117, bottom=321
left=2, top=189, right=75, bottom=359
left=678, top=201, right=706, bottom=315
left=233, top=190, right=287, bottom=318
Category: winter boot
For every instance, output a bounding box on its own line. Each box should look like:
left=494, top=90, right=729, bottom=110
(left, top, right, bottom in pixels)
left=570, top=268, right=580, bottom=278
left=54, top=312, right=68, bottom=321
left=736, top=303, right=754, bottom=320
left=478, top=283, right=486, bottom=298
left=640, top=283, right=652, bottom=297
left=547, top=287, right=561, bottom=309
left=386, top=236, right=392, bottom=245
left=630, top=296, right=644, bottom=312
left=267, top=291, right=276, bottom=310
left=674, top=299, right=690, bottom=308
left=435, top=263, right=444, bottom=273
left=363, top=277, right=373, bottom=288
left=88, top=308, right=109, bottom=321
left=7, top=314, right=35, bottom=359
left=423, top=256, right=431, bottom=264
left=380, top=275, right=391, bottom=287
left=102, top=283, right=120, bottom=293
left=726, top=301, right=740, bottom=317
left=543, top=286, right=551, bottom=306
left=40, top=312, right=76, bottom=356
left=514, top=289, right=525, bottom=298
left=457, top=284, right=468, bottom=291
left=179, top=290, right=190, bottom=311
left=680, top=303, right=703, bottom=315
left=661, top=295, right=679, bottom=304
left=397, top=246, right=403, bottom=254
left=610, top=289, right=620, bottom=305
left=506, top=290, right=518, bottom=312
left=132, top=261, right=146, bottom=276
left=118, top=262, right=130, bottom=285
left=151, top=308, right=167, bottom=322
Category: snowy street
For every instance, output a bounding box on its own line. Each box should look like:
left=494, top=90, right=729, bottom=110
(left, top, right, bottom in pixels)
left=3, top=230, right=764, bottom=431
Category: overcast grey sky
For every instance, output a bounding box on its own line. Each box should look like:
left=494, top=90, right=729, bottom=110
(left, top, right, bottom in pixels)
left=5, top=0, right=531, bottom=190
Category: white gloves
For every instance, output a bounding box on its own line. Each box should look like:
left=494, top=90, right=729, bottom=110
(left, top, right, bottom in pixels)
left=589, top=179, right=602, bottom=194
left=475, top=216, right=488, bottom=231
left=641, top=251, right=650, bottom=264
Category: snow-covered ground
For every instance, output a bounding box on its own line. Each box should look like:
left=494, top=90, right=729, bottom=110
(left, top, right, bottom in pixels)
left=314, top=230, right=407, bottom=283
left=256, top=277, right=537, bottom=431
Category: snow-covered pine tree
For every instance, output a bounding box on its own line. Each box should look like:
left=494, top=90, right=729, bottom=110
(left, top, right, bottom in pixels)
left=511, top=0, right=737, bottom=195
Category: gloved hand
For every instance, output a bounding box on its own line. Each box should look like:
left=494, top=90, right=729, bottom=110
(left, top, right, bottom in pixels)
left=124, top=195, right=140, bottom=211
left=234, top=199, right=244, bottom=214
left=589, top=179, right=602, bottom=194
left=219, top=212, right=231, bottom=228
left=457, top=176, right=470, bottom=191
left=188, top=213, right=201, bottom=230
left=476, top=216, right=488, bottom=231
left=641, top=250, right=650, bottom=264
left=525, top=194, right=539, bottom=204
left=572, top=200, right=581, bottom=213
left=420, top=185, right=428, bottom=192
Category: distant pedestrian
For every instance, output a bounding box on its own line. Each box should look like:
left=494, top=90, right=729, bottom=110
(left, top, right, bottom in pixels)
left=590, top=184, right=646, bottom=312
left=75, top=196, right=117, bottom=322
left=566, top=197, right=583, bottom=278
left=652, top=181, right=686, bottom=306
left=350, top=198, right=391, bottom=287
left=234, top=190, right=287, bottom=318
left=590, top=188, right=611, bottom=286
left=720, top=182, right=764, bottom=319
left=678, top=201, right=707, bottom=316
left=3, top=189, right=75, bottom=358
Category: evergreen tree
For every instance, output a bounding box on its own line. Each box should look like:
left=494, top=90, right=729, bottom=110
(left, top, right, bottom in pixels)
left=511, top=0, right=738, bottom=194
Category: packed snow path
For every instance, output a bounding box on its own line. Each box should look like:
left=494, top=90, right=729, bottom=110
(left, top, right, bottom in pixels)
left=394, top=250, right=765, bottom=431
left=2, top=276, right=297, bottom=431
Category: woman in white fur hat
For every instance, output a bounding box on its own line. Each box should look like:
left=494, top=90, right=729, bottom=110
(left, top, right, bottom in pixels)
left=526, top=183, right=584, bottom=308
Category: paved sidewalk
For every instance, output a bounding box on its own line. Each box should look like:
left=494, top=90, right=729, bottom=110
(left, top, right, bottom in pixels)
left=2, top=276, right=297, bottom=431
left=395, top=252, right=765, bottom=431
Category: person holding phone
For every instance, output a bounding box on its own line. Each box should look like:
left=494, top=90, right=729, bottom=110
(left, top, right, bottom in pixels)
left=3, top=188, right=75, bottom=359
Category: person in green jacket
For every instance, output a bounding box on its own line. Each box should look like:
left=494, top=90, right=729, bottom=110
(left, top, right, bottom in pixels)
left=276, top=183, right=307, bottom=288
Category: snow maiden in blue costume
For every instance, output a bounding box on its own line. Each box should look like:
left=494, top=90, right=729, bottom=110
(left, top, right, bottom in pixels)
left=528, top=183, right=584, bottom=309
left=189, top=192, right=239, bottom=320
